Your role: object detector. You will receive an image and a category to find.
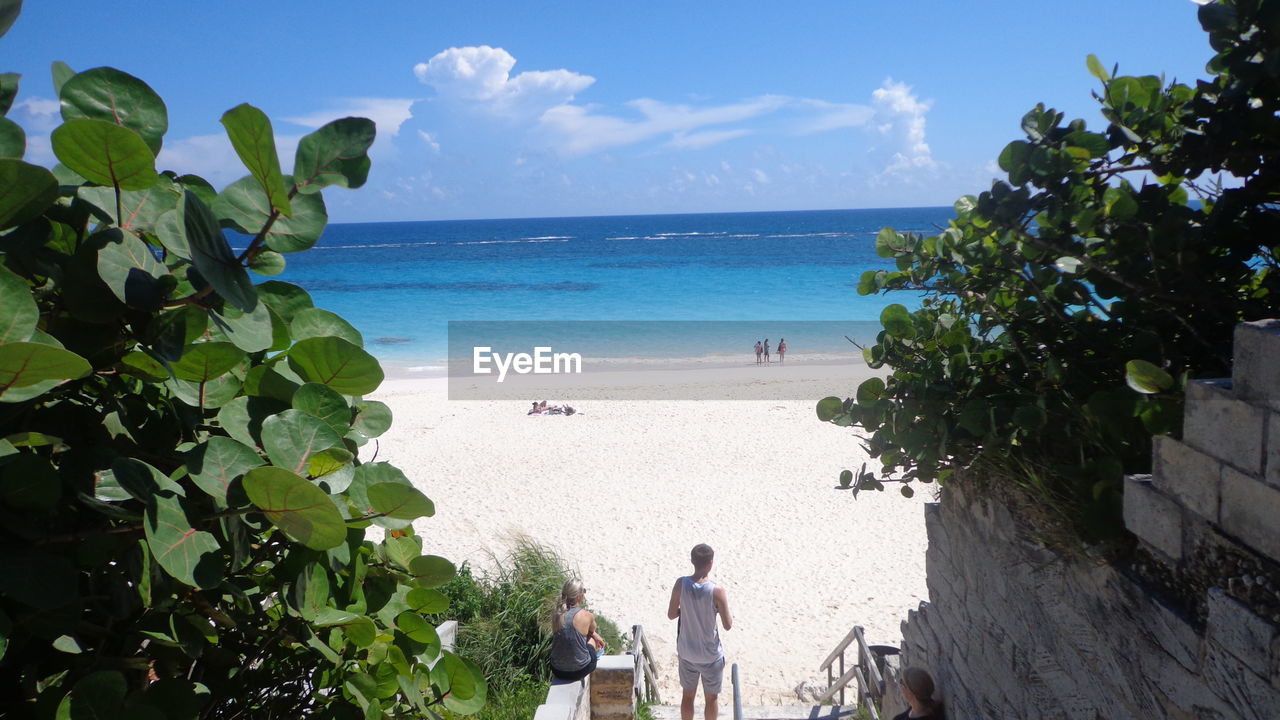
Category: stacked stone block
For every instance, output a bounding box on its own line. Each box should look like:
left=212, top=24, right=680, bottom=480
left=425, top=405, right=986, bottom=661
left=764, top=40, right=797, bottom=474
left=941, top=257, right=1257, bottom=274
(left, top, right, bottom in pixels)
left=900, top=320, right=1280, bottom=719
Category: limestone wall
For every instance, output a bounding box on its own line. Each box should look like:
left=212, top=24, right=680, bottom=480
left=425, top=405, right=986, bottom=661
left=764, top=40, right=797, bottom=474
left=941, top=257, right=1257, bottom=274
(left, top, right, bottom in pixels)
left=899, top=320, right=1280, bottom=720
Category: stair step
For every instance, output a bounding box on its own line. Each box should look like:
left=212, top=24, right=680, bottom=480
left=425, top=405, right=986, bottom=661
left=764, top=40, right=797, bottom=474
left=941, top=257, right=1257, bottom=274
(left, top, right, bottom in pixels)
left=648, top=705, right=859, bottom=720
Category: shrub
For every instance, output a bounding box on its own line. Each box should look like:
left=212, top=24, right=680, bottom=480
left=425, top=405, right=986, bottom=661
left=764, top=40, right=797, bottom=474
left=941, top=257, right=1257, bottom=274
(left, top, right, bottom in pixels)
left=820, top=0, right=1279, bottom=543
left=0, top=5, right=483, bottom=718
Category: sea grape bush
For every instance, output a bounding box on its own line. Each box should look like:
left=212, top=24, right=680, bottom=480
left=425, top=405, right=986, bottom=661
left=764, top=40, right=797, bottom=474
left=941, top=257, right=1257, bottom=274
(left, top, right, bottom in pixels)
left=819, top=0, right=1280, bottom=541
left=0, top=6, right=485, bottom=719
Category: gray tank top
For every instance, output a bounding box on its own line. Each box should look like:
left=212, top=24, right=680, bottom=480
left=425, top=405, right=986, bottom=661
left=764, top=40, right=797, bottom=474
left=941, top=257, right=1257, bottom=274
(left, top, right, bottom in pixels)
left=676, top=576, right=722, bottom=664
left=549, top=607, right=592, bottom=671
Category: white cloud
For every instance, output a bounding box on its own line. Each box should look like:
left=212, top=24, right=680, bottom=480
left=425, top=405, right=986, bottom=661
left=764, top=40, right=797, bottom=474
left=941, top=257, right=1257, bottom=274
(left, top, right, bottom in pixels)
left=539, top=95, right=787, bottom=155
left=667, top=128, right=752, bottom=150
left=12, top=97, right=61, bottom=132
left=418, top=130, right=440, bottom=152
left=752, top=168, right=770, bottom=184
left=413, top=46, right=594, bottom=114
left=795, top=99, right=875, bottom=134
left=283, top=97, right=415, bottom=137
left=870, top=79, right=934, bottom=172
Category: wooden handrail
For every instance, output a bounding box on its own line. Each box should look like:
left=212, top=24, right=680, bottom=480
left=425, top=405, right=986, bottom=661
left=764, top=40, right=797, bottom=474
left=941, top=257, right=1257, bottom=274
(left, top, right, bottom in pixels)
left=731, top=663, right=743, bottom=720
left=817, top=664, right=860, bottom=705
left=855, top=627, right=884, bottom=696
left=630, top=624, right=662, bottom=705
left=817, top=625, right=861, bottom=672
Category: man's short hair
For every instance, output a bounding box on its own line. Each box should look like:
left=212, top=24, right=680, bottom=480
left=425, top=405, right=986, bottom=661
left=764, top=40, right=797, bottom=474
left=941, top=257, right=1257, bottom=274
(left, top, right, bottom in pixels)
left=691, top=543, right=714, bottom=568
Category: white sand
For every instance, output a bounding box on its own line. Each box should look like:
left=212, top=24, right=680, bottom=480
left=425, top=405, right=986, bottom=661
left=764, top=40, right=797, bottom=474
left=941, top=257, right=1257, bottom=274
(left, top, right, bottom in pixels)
left=368, top=362, right=930, bottom=704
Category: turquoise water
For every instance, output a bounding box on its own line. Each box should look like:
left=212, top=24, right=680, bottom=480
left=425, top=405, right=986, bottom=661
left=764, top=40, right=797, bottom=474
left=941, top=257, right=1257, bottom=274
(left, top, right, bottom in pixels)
left=274, top=207, right=952, bottom=365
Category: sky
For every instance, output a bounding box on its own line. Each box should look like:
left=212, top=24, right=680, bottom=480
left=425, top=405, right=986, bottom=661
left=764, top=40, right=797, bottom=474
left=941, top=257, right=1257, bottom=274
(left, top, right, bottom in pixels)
left=4, top=1, right=1213, bottom=223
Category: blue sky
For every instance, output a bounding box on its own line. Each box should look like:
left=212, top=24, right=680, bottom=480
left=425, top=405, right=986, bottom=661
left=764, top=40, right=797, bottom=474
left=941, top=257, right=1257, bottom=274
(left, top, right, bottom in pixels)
left=5, top=1, right=1211, bottom=222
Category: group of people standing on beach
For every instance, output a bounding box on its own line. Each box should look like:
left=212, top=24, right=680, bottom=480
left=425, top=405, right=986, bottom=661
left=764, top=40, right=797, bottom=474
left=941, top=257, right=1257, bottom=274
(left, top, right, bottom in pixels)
left=754, top=338, right=786, bottom=364
left=548, top=544, right=945, bottom=720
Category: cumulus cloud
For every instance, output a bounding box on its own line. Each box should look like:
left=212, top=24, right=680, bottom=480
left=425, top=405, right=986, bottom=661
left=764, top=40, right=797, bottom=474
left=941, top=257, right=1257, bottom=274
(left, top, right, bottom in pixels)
left=414, top=46, right=594, bottom=114
left=870, top=79, right=935, bottom=173
left=418, top=130, right=440, bottom=152
left=12, top=97, right=61, bottom=132
left=283, top=98, right=416, bottom=137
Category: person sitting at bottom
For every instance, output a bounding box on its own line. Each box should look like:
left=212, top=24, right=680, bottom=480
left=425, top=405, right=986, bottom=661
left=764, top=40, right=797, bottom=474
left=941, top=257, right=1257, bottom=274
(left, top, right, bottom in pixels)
left=548, top=579, right=605, bottom=682
left=894, top=666, right=944, bottom=720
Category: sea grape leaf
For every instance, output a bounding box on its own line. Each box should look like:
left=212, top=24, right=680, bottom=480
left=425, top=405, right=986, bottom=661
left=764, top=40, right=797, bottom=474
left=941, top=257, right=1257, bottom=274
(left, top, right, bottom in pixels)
left=0, top=264, right=36, bottom=343
left=111, top=457, right=185, bottom=506
left=249, top=250, right=285, bottom=276
left=395, top=612, right=439, bottom=648
left=367, top=483, right=435, bottom=520
left=0, top=72, right=17, bottom=115
left=290, top=307, right=364, bottom=346
left=1125, top=359, right=1174, bottom=394
left=0, top=3, right=18, bottom=41
left=257, top=280, right=314, bottom=321
left=0, top=159, right=57, bottom=229
left=171, top=342, right=244, bottom=383
left=0, top=342, right=91, bottom=400
left=95, top=228, right=169, bottom=310
left=0, top=452, right=61, bottom=510
left=145, top=492, right=222, bottom=588
left=182, top=190, right=257, bottom=312
left=57, top=670, right=127, bottom=720
left=306, top=447, right=352, bottom=478
left=383, top=535, right=421, bottom=571
left=50, top=118, right=159, bottom=190
left=220, top=103, right=291, bottom=217
left=214, top=174, right=326, bottom=253
left=210, top=301, right=274, bottom=353
left=120, top=350, right=168, bottom=381
left=409, top=555, right=456, bottom=588
left=351, top=400, right=392, bottom=440
left=216, top=395, right=287, bottom=448
left=0, top=117, right=23, bottom=159
left=186, top=436, right=263, bottom=503
left=406, top=588, right=449, bottom=614
left=78, top=178, right=179, bottom=232
left=260, top=408, right=343, bottom=475
left=288, top=336, right=383, bottom=396
left=294, top=117, right=376, bottom=193
left=243, top=364, right=300, bottom=403
left=438, top=653, right=486, bottom=714
left=879, top=303, right=913, bottom=339
left=815, top=396, right=842, bottom=422
left=50, top=61, right=75, bottom=98
left=242, top=466, right=346, bottom=550
left=60, top=66, right=169, bottom=155
left=293, top=383, right=352, bottom=436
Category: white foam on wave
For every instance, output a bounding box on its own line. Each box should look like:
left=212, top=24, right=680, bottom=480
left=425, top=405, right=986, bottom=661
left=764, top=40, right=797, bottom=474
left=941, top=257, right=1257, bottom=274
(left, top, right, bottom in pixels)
left=406, top=365, right=445, bottom=372
left=520, top=235, right=574, bottom=240
left=319, top=241, right=441, bottom=249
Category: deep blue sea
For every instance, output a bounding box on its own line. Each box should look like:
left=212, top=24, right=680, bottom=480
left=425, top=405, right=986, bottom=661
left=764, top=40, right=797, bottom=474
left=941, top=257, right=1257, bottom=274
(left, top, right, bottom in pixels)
left=275, top=207, right=953, bottom=368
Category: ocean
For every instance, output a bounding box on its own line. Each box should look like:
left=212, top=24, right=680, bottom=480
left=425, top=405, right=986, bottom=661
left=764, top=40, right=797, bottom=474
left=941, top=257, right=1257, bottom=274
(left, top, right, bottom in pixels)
left=274, top=207, right=953, bottom=370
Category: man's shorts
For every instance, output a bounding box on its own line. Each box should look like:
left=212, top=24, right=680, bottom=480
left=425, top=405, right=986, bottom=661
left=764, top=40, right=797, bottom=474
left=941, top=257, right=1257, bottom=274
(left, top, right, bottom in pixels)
left=678, top=656, right=725, bottom=694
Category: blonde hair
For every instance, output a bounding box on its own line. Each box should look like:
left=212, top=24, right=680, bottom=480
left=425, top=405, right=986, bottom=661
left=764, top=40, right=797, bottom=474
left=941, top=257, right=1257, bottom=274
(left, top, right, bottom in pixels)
left=552, top=578, right=585, bottom=628
left=902, top=667, right=939, bottom=712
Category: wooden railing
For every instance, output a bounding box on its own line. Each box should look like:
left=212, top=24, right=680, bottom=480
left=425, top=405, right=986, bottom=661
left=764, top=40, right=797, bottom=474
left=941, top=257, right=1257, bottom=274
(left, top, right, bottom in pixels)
left=630, top=624, right=662, bottom=705
left=731, top=662, right=743, bottom=720
left=817, top=625, right=884, bottom=719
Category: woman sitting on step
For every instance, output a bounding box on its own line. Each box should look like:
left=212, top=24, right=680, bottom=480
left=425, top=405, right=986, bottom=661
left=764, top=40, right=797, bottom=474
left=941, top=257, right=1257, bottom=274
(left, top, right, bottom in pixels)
left=549, top=578, right=606, bottom=682
left=894, top=666, right=945, bottom=720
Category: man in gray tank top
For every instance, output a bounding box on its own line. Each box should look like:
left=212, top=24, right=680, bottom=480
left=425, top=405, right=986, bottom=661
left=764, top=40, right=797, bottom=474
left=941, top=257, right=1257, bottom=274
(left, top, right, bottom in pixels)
left=667, top=543, right=733, bottom=720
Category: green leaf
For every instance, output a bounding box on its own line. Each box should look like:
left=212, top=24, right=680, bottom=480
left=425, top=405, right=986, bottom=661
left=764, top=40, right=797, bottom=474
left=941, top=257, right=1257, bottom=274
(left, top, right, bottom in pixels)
left=95, top=228, right=169, bottom=310
left=243, top=364, right=300, bottom=403
left=260, top=408, right=343, bottom=475
left=406, top=588, right=449, bottom=614
left=249, top=250, right=286, bottom=276
left=50, top=61, right=75, bottom=98
left=60, top=67, right=169, bottom=155
left=145, top=492, right=222, bottom=588
left=219, top=104, right=292, bottom=217
left=290, top=307, right=364, bottom=346
left=186, top=437, right=263, bottom=503
left=0, top=159, right=58, bottom=229
left=396, top=612, right=440, bottom=647
left=0, top=264, right=36, bottom=343
left=307, top=447, right=352, bottom=478
left=214, top=174, right=326, bottom=253
left=243, top=466, right=346, bottom=550
left=210, top=301, right=274, bottom=353
left=900, top=484, right=915, bottom=499
left=874, top=227, right=901, bottom=258
left=439, top=653, right=487, bottom=714
left=409, top=555, right=456, bottom=588
left=51, top=118, right=159, bottom=190
left=288, top=336, right=384, bottom=395
left=815, top=396, right=842, bottom=422
left=0, top=342, right=91, bottom=400
left=171, top=342, right=244, bottom=383
left=182, top=190, right=258, bottom=312
left=0, top=73, right=16, bottom=117
left=216, top=395, right=287, bottom=448
left=367, top=483, right=435, bottom=520
left=0, top=117, right=24, bottom=158
left=1086, top=54, right=1110, bottom=82
left=59, top=671, right=127, bottom=720
left=856, top=377, right=886, bottom=405
left=257, top=280, right=314, bottom=321
left=0, top=452, right=61, bottom=510
left=1125, top=359, right=1174, bottom=394
left=294, top=383, right=353, bottom=436
left=1104, top=186, right=1137, bottom=220
left=111, top=457, right=185, bottom=503
left=78, top=179, right=180, bottom=232
left=1064, top=131, right=1109, bottom=159
left=1012, top=406, right=1047, bottom=432
left=351, top=400, right=393, bottom=440
left=879, top=303, right=913, bottom=339
left=294, top=117, right=376, bottom=193
left=0, top=1, right=20, bottom=40
left=383, top=535, right=422, bottom=571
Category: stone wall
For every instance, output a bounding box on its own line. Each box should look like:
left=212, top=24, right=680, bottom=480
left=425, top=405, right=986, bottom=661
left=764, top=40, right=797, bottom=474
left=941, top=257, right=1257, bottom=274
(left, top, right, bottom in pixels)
left=899, top=320, right=1280, bottom=720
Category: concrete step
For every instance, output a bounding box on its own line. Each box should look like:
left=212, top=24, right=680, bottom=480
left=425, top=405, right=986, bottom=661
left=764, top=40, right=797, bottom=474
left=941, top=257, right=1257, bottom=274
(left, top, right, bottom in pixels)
left=648, top=705, right=860, bottom=720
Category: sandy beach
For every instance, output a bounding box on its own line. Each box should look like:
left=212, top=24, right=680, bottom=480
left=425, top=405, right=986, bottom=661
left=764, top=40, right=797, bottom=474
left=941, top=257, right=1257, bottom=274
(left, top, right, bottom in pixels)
left=368, top=359, right=931, bottom=704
